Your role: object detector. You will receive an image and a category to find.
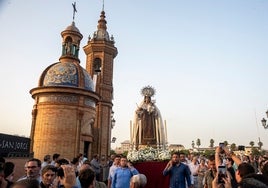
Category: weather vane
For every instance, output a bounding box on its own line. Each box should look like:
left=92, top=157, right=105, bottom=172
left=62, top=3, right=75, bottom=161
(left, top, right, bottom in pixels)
left=72, top=2, right=77, bottom=21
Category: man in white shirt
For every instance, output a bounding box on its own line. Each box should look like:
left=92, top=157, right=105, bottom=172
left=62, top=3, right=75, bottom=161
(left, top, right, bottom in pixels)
left=107, top=154, right=121, bottom=188
left=188, top=156, right=199, bottom=188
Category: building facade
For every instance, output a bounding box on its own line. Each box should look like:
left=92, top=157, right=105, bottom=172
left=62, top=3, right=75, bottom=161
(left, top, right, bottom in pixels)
left=30, top=8, right=117, bottom=160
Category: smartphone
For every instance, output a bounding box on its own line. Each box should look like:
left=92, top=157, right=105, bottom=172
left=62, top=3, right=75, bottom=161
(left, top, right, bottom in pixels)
left=218, top=165, right=227, bottom=184
left=219, top=142, right=224, bottom=148
left=219, top=143, right=225, bottom=154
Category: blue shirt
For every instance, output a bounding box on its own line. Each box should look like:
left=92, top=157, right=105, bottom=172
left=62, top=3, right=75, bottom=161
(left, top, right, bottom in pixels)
left=112, top=167, right=139, bottom=188
left=163, top=163, right=192, bottom=188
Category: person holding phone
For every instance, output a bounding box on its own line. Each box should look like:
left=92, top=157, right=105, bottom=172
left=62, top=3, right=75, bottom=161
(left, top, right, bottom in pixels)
left=112, top=156, right=139, bottom=188
left=211, top=171, right=232, bottom=188
left=215, top=145, right=268, bottom=187
left=203, top=155, right=217, bottom=188
left=215, top=145, right=238, bottom=188
left=163, top=152, right=193, bottom=188
left=217, top=166, right=227, bottom=184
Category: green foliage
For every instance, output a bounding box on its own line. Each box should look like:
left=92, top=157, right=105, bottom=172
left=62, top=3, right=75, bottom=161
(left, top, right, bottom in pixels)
left=110, top=149, right=116, bottom=155
left=251, top=147, right=261, bottom=156
left=122, top=151, right=128, bottom=157
left=209, top=139, right=214, bottom=148
left=203, top=150, right=215, bottom=158
left=230, top=143, right=236, bottom=151
left=249, top=141, right=255, bottom=147
left=192, top=140, right=195, bottom=148
left=196, top=138, right=201, bottom=148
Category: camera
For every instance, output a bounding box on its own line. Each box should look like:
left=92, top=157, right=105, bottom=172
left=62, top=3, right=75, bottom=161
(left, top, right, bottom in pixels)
left=217, top=165, right=227, bottom=184
left=238, top=145, right=245, bottom=151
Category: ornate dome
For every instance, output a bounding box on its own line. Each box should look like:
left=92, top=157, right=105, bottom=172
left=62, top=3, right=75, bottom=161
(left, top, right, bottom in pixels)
left=64, top=21, right=81, bottom=33
left=39, top=62, right=94, bottom=91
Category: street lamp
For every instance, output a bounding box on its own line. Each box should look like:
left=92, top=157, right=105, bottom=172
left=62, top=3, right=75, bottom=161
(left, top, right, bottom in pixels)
left=111, top=118, right=116, bottom=129
left=261, top=110, right=268, bottom=129
left=111, top=110, right=115, bottom=129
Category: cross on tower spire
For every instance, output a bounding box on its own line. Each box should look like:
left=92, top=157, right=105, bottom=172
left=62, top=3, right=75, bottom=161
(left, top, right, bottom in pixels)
left=72, top=2, right=77, bottom=21
left=102, top=0, right=105, bottom=11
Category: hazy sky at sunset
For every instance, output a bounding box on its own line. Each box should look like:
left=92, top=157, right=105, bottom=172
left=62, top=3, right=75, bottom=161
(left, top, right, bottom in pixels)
left=1, top=0, right=268, bottom=149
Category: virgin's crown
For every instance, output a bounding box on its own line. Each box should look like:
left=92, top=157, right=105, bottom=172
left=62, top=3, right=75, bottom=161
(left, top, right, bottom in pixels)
left=141, top=86, right=155, bottom=97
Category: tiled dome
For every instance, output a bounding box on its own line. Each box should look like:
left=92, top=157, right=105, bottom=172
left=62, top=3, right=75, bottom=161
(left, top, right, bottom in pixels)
left=40, top=62, right=94, bottom=91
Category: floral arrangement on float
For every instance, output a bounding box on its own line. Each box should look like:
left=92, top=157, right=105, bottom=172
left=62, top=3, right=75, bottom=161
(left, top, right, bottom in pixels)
left=127, top=146, right=171, bottom=163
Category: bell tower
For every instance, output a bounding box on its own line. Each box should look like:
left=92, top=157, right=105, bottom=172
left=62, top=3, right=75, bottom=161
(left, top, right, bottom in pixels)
left=83, top=10, right=117, bottom=158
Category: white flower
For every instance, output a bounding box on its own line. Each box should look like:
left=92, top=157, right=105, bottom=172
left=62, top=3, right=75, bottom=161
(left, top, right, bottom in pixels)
left=127, top=147, right=170, bottom=162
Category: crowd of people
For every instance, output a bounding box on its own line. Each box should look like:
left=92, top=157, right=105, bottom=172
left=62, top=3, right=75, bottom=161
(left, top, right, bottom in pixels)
left=1, top=146, right=268, bottom=188
left=0, top=153, right=147, bottom=188
left=162, top=146, right=268, bottom=188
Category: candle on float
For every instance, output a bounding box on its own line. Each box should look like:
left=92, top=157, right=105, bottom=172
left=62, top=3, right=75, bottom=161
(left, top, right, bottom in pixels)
left=130, top=120, right=132, bottom=143
left=156, top=119, right=159, bottom=145
left=164, top=120, right=168, bottom=144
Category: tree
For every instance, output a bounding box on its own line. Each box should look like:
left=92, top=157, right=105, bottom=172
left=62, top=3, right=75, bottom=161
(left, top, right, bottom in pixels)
left=223, top=141, right=228, bottom=147
left=196, top=138, right=201, bottom=148
left=230, top=143, right=236, bottom=151
left=258, top=141, right=263, bottom=149
left=251, top=147, right=261, bottom=156
left=203, top=150, right=215, bottom=158
left=192, top=140, right=195, bottom=148
left=249, top=141, right=255, bottom=148
left=209, top=139, right=214, bottom=148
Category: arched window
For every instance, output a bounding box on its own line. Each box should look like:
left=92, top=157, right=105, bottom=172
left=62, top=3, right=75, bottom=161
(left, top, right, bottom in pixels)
left=93, top=58, right=102, bottom=74
left=63, top=37, right=73, bottom=55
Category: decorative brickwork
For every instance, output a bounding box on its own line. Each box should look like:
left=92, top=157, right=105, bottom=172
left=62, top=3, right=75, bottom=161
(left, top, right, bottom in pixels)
left=83, top=11, right=117, bottom=158
left=30, top=10, right=116, bottom=161
left=30, top=20, right=99, bottom=160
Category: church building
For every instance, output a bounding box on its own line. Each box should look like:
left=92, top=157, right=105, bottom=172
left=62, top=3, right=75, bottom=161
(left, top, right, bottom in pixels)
left=29, top=5, right=117, bottom=160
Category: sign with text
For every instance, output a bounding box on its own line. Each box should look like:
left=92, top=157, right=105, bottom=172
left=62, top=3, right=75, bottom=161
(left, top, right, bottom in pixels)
left=0, top=133, right=30, bottom=157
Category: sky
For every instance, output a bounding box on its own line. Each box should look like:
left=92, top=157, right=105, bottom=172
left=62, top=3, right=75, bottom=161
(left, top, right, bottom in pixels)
left=0, top=0, right=268, bottom=150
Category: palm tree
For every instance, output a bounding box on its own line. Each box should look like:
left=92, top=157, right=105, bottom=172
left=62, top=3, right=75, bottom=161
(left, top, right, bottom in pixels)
left=209, top=139, right=214, bottom=148
left=258, top=141, right=263, bottom=149
left=196, top=138, right=201, bottom=148
left=249, top=141, right=255, bottom=148
left=230, top=143, right=236, bottom=151
left=192, top=140, right=195, bottom=148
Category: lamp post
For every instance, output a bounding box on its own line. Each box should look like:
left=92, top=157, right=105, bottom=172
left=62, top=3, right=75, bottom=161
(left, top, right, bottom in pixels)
left=111, top=118, right=116, bottom=129
left=261, top=110, right=268, bottom=129
left=111, top=110, right=116, bottom=129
